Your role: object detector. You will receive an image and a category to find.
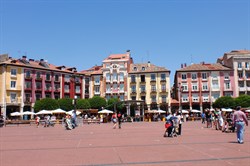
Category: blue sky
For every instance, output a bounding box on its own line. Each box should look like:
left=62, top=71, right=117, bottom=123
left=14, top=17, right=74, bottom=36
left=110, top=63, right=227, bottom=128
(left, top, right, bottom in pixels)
left=0, top=0, right=249, bottom=84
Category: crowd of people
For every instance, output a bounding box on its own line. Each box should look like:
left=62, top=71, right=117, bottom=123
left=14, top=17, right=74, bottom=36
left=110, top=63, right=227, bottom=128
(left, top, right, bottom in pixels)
left=202, top=106, right=248, bottom=144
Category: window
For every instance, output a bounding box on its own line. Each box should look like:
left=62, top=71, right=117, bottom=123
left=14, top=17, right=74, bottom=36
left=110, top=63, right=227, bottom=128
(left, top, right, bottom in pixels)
left=239, top=81, right=244, bottom=87
left=225, top=82, right=231, bottom=89
left=11, top=81, right=16, bottom=88
left=46, top=83, right=51, bottom=90
left=192, top=83, right=198, bottom=91
left=55, top=84, right=60, bottom=91
left=25, top=81, right=32, bottom=89
left=141, top=96, right=146, bottom=101
left=131, top=75, right=136, bottom=82
left=161, top=84, right=166, bottom=91
left=151, top=95, right=156, bottom=102
left=181, top=74, right=187, bottom=80
left=182, top=83, right=188, bottom=91
left=119, top=83, right=124, bottom=91
left=142, top=67, right=145, bottom=71
left=11, top=69, right=17, bottom=76
left=132, top=96, right=136, bottom=100
left=151, top=74, right=156, bottom=81
left=113, top=84, right=118, bottom=91
left=131, top=85, right=136, bottom=92
left=45, top=94, right=51, bottom=98
left=202, top=73, right=207, bottom=80
left=192, top=94, right=199, bottom=102
left=162, top=95, right=167, bottom=103
left=36, top=72, right=41, bottom=79
left=191, top=73, right=197, bottom=80
left=55, top=94, right=60, bottom=100
left=203, top=94, right=209, bottom=102
left=141, top=75, right=145, bottom=82
left=64, top=85, right=70, bottom=92
left=238, top=72, right=243, bottom=78
left=113, top=72, right=118, bottom=81
left=212, top=81, right=219, bottom=89
left=85, top=77, right=90, bottom=84
left=202, top=83, right=208, bottom=91
left=238, top=62, right=242, bottom=68
left=106, top=73, right=110, bottom=81
left=25, top=93, right=31, bottom=102
left=36, top=93, right=41, bottom=100
left=75, top=86, right=80, bottom=93
left=246, top=72, right=250, bottom=79
left=119, top=73, right=124, bottom=81
left=140, top=85, right=146, bottom=92
left=95, top=86, right=100, bottom=93
left=151, top=85, right=156, bottom=92
left=46, top=73, right=50, bottom=81
left=10, top=93, right=17, bottom=102
left=245, top=62, right=249, bottom=69
left=25, top=70, right=31, bottom=78
left=55, top=75, right=59, bottom=82
left=106, top=84, right=111, bottom=92
left=36, top=82, right=42, bottom=89
left=64, top=75, right=70, bottom=82
left=133, top=67, right=137, bottom=71
left=95, top=76, right=100, bottom=84
left=161, top=74, right=166, bottom=80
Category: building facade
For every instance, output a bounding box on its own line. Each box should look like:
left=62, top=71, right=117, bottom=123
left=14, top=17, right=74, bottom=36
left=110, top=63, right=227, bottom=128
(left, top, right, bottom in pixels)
left=0, top=55, right=83, bottom=118
left=173, top=62, right=235, bottom=111
left=127, top=62, right=171, bottom=111
left=217, top=50, right=250, bottom=96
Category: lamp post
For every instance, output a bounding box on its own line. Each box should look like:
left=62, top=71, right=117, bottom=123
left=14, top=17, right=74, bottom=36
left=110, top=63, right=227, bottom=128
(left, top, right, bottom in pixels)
left=72, top=95, right=77, bottom=126
left=178, top=83, right=183, bottom=115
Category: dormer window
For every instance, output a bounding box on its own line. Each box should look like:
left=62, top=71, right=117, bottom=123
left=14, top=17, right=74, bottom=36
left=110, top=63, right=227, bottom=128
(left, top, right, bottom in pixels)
left=113, top=65, right=117, bottom=68
left=133, top=67, right=137, bottom=71
left=142, top=67, right=145, bottom=71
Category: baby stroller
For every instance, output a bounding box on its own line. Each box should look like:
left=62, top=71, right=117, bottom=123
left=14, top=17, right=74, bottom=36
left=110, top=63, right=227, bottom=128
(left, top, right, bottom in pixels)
left=164, top=116, right=178, bottom=137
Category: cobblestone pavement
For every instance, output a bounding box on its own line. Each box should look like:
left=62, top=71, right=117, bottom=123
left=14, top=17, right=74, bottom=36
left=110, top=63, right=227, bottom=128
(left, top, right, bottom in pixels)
left=0, top=121, right=249, bottom=166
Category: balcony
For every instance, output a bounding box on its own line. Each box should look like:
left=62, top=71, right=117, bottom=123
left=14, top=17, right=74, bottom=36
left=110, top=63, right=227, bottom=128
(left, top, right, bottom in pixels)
left=130, top=80, right=136, bottom=84
left=94, top=91, right=100, bottom=95
left=35, top=77, right=42, bottom=81
left=94, top=81, right=100, bottom=85
left=160, top=79, right=166, bottom=83
left=140, top=90, right=146, bottom=94
left=24, top=86, right=32, bottom=91
left=24, top=98, right=31, bottom=104
left=130, top=91, right=136, bottom=95
left=25, top=76, right=32, bottom=80
left=6, top=85, right=22, bottom=91
left=150, top=79, right=156, bottom=83
left=6, top=98, right=20, bottom=105
left=239, top=87, right=246, bottom=91
left=54, top=88, right=60, bottom=92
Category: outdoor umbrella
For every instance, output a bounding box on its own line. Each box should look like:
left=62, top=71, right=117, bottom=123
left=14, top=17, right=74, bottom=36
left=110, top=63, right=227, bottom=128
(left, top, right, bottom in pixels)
left=181, top=110, right=189, bottom=114
left=52, top=108, right=66, bottom=114
left=66, top=110, right=81, bottom=116
left=36, top=110, right=52, bottom=115
left=98, top=109, right=114, bottom=114
left=245, top=110, right=250, bottom=113
left=10, top=112, right=22, bottom=116
left=190, top=109, right=201, bottom=113
left=22, top=111, right=36, bottom=115
left=155, top=109, right=166, bottom=113
left=221, top=108, right=233, bottom=112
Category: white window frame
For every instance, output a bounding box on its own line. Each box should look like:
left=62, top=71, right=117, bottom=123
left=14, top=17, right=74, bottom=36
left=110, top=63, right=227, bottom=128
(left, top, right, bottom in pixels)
left=11, top=81, right=16, bottom=89
left=191, top=73, right=197, bottom=80
left=181, top=73, right=187, bottom=80
left=11, top=68, right=17, bottom=77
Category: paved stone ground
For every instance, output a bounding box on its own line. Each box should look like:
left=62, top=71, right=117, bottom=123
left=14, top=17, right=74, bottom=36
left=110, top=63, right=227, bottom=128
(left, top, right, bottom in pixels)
left=0, top=120, right=249, bottom=166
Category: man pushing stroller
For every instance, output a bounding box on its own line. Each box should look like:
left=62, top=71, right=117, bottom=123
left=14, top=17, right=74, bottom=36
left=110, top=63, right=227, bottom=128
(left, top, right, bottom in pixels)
left=164, top=113, right=179, bottom=137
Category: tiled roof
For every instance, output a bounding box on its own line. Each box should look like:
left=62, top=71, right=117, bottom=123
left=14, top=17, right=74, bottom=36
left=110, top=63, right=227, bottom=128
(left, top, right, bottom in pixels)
left=177, top=63, right=232, bottom=72
left=0, top=56, right=79, bottom=74
left=103, top=53, right=130, bottom=62
left=226, top=50, right=250, bottom=54
left=80, top=65, right=103, bottom=75
left=129, top=63, right=170, bottom=73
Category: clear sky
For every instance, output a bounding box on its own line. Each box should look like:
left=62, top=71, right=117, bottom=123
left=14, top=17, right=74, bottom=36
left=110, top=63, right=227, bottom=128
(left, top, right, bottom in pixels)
left=1, top=0, right=249, bottom=85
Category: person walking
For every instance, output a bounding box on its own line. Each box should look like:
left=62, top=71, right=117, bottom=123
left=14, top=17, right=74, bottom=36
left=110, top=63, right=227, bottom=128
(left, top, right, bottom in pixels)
left=35, top=115, right=40, bottom=128
left=112, top=113, right=117, bottom=129
left=177, top=112, right=182, bottom=135
left=233, top=106, right=248, bottom=144
left=117, top=112, right=122, bottom=129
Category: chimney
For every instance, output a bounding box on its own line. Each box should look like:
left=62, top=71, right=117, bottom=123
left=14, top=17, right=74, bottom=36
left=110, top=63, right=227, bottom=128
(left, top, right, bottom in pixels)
left=181, top=64, right=183, bottom=68
left=22, top=56, right=27, bottom=60
left=29, top=59, right=34, bottom=62
left=148, top=61, right=151, bottom=67
left=184, top=63, right=187, bottom=67
left=40, top=59, right=44, bottom=62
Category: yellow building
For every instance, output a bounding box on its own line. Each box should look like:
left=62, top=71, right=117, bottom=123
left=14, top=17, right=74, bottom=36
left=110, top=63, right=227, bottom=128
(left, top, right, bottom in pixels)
left=128, top=62, right=171, bottom=112
left=0, top=55, right=23, bottom=118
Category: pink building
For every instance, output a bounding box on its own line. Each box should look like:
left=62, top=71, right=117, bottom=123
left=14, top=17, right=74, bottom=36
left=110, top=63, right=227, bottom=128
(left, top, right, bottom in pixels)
left=173, top=62, right=235, bottom=111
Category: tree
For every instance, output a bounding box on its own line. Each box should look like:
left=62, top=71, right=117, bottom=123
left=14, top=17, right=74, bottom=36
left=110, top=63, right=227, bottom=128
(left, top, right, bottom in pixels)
left=88, top=96, right=106, bottom=109
left=58, top=98, right=74, bottom=111
left=213, top=96, right=235, bottom=108
left=106, top=98, right=124, bottom=112
left=234, top=95, right=250, bottom=108
left=76, top=99, right=91, bottom=110
left=33, top=98, right=59, bottom=112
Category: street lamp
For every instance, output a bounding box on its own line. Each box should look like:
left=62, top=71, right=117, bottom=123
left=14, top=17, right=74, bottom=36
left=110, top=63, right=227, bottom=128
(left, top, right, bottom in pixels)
left=178, top=83, right=183, bottom=115
left=72, top=95, right=77, bottom=126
